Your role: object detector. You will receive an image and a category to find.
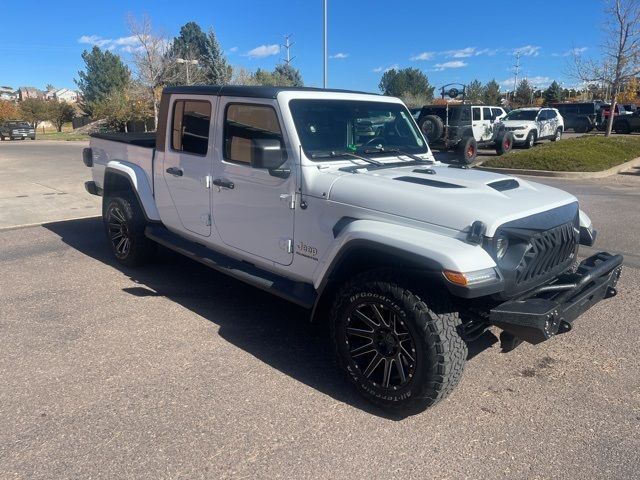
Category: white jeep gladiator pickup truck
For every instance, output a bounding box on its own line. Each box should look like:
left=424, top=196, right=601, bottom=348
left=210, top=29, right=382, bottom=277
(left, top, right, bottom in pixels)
left=83, top=86, right=622, bottom=414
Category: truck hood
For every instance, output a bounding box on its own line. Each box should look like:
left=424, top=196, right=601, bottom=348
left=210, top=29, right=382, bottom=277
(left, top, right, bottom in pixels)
left=326, top=163, right=577, bottom=236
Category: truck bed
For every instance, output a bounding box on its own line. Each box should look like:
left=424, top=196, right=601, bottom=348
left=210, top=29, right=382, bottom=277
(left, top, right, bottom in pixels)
left=90, top=132, right=156, bottom=148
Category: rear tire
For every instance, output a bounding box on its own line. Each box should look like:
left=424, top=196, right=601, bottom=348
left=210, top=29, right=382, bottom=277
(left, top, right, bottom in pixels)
left=103, top=194, right=155, bottom=267
left=457, top=136, right=477, bottom=164
left=550, top=128, right=562, bottom=142
left=331, top=271, right=467, bottom=415
left=495, top=131, right=514, bottom=155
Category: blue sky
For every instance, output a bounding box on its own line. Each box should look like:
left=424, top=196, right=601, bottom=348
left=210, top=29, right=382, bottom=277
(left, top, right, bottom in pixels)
left=0, top=0, right=605, bottom=93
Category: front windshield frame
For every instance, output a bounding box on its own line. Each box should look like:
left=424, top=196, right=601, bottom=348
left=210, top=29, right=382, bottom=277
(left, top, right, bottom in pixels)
left=288, top=99, right=429, bottom=161
left=504, top=109, right=539, bottom=121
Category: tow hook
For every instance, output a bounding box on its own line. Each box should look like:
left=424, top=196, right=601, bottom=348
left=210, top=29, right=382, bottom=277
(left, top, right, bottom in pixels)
left=605, top=286, right=617, bottom=299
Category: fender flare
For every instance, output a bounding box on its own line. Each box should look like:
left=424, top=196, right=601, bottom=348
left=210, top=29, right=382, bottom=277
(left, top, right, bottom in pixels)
left=103, top=161, right=161, bottom=222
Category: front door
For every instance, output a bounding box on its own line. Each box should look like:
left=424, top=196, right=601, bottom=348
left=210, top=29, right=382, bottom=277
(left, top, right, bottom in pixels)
left=537, top=110, right=552, bottom=138
left=163, top=97, right=216, bottom=236
left=211, top=100, right=295, bottom=266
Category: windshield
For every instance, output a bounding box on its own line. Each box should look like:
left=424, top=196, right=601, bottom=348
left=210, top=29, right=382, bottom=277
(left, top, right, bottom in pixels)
left=504, top=110, right=538, bottom=121
left=289, top=99, right=428, bottom=159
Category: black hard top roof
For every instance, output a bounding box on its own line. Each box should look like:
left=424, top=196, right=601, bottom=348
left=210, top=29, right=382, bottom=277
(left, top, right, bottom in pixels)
left=162, top=85, right=374, bottom=99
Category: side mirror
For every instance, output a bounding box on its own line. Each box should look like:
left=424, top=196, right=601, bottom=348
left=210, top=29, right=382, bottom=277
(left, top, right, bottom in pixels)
left=250, top=138, right=287, bottom=170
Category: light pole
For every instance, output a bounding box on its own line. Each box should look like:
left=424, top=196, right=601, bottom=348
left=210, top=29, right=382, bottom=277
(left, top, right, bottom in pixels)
left=323, top=0, right=327, bottom=88
left=176, top=58, right=199, bottom=85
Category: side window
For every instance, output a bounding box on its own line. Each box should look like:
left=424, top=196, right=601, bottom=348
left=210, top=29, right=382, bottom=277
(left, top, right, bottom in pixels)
left=171, top=100, right=212, bottom=156
left=483, top=107, right=492, bottom=120
left=224, top=104, right=283, bottom=165
left=472, top=107, right=481, bottom=121
left=537, top=110, right=548, bottom=121
left=491, top=108, right=503, bottom=118
left=547, top=110, right=557, bottom=119
left=459, top=107, right=471, bottom=122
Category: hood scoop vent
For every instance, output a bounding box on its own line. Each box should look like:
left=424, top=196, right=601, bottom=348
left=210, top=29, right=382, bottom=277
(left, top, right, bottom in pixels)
left=394, top=176, right=465, bottom=189
left=487, top=179, right=520, bottom=192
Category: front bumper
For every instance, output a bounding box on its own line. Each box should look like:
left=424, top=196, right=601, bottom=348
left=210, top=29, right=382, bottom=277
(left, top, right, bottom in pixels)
left=489, top=252, right=623, bottom=344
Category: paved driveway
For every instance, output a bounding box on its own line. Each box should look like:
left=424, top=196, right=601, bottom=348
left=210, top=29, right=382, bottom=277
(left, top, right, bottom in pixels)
left=0, top=141, right=638, bottom=479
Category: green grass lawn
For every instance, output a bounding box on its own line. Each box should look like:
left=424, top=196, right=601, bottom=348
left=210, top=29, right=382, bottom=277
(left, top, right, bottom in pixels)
left=482, top=135, right=640, bottom=172
left=36, top=131, right=90, bottom=141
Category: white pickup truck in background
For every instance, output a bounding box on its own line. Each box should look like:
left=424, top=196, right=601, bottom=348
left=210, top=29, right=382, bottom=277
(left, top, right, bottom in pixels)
left=83, top=85, right=622, bottom=415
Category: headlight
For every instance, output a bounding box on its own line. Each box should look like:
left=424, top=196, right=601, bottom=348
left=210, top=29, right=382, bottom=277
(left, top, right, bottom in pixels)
left=496, top=235, right=509, bottom=259
left=443, top=268, right=500, bottom=286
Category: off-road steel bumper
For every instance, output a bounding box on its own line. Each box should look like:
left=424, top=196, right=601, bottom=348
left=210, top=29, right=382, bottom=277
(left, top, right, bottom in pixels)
left=489, top=252, right=623, bottom=344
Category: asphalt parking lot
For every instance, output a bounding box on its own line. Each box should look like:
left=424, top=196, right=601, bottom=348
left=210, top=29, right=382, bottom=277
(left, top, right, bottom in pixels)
left=1, top=141, right=639, bottom=479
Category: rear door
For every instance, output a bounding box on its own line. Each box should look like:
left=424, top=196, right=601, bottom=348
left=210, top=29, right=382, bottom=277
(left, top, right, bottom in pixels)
left=536, top=110, right=551, bottom=138
left=481, top=107, right=494, bottom=141
left=162, top=96, right=216, bottom=236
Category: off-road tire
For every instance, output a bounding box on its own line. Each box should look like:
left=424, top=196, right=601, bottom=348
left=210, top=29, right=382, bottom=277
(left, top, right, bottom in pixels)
left=419, top=115, right=444, bottom=143
left=103, top=194, right=155, bottom=267
left=524, top=131, right=536, bottom=149
left=495, top=131, right=514, bottom=155
left=550, top=128, right=562, bottom=142
left=457, top=136, right=477, bottom=164
left=331, top=271, right=467, bottom=415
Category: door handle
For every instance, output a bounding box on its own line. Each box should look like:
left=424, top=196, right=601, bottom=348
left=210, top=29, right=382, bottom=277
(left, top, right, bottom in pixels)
left=166, top=167, right=183, bottom=176
left=213, top=178, right=235, bottom=189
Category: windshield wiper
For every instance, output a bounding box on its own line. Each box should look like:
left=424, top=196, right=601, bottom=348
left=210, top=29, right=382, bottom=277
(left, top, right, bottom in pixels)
left=311, top=150, right=382, bottom=166
left=363, top=147, right=433, bottom=164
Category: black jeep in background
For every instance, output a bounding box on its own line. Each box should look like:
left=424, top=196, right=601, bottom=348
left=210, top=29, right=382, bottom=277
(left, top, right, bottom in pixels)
left=551, top=102, right=603, bottom=133
left=0, top=121, right=36, bottom=140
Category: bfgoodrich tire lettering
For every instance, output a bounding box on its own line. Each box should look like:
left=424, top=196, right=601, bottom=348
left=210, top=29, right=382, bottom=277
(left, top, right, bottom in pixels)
left=331, top=271, right=467, bottom=414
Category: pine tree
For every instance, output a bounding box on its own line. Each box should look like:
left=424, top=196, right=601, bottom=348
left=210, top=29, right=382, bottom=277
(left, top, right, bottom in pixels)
left=544, top=81, right=564, bottom=104
left=514, top=79, right=534, bottom=106
left=466, top=79, right=483, bottom=102
left=482, top=79, right=501, bottom=105
left=76, top=46, right=131, bottom=115
left=203, top=29, right=232, bottom=84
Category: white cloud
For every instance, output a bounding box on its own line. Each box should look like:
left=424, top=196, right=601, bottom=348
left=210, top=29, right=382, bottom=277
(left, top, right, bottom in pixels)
left=434, top=60, right=467, bottom=71
left=245, top=44, right=280, bottom=58
left=445, top=47, right=476, bottom=58
left=228, top=46, right=239, bottom=53
left=330, top=52, right=349, bottom=59
left=373, top=64, right=399, bottom=73
left=78, top=34, right=140, bottom=52
left=514, top=45, right=541, bottom=57
left=410, top=51, right=435, bottom=61
left=500, top=76, right=553, bottom=89
left=552, top=47, right=588, bottom=57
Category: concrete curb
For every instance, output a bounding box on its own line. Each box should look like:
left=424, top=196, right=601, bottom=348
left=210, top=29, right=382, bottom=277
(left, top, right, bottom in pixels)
left=474, top=156, right=640, bottom=179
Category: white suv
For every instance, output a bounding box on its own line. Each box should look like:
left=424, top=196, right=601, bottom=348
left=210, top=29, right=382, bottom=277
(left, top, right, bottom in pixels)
left=502, top=107, right=564, bottom=148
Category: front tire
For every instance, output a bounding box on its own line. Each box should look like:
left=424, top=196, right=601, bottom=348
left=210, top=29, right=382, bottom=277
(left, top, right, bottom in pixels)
left=331, top=271, right=467, bottom=415
left=103, top=195, right=155, bottom=267
left=524, top=131, right=536, bottom=148
left=495, top=131, right=514, bottom=155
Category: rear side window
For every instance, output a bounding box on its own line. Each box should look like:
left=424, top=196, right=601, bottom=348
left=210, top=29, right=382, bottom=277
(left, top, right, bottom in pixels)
left=472, top=107, right=481, bottom=121
left=171, top=100, right=212, bottom=156
left=224, top=104, right=283, bottom=164
left=483, top=107, right=492, bottom=120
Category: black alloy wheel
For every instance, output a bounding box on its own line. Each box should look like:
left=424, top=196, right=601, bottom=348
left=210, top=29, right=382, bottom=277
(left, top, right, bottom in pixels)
left=345, top=301, right=417, bottom=390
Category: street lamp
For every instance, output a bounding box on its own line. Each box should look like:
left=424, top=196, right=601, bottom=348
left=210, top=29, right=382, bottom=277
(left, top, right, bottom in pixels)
left=176, top=58, right=199, bottom=85
left=323, top=0, right=327, bottom=88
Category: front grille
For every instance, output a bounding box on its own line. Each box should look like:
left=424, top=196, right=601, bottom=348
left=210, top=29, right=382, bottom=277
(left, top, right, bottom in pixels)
left=515, top=222, right=578, bottom=285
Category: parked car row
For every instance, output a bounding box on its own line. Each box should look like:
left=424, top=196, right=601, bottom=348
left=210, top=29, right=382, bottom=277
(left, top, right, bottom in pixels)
left=0, top=121, right=36, bottom=140
left=416, top=104, right=563, bottom=163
